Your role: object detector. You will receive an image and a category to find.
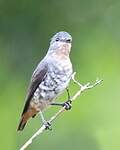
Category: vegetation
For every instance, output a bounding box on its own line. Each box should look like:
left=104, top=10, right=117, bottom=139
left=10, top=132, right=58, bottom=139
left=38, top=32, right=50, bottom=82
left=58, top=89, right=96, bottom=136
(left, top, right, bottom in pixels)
left=0, top=0, right=120, bottom=150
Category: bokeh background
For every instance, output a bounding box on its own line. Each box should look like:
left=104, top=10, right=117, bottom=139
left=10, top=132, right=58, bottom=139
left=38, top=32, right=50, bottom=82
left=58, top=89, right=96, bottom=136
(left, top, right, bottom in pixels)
left=0, top=0, right=120, bottom=150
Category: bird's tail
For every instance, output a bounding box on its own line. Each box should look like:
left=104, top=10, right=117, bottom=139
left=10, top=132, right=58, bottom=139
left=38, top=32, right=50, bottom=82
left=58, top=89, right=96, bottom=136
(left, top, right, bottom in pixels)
left=17, top=117, right=27, bottom=131
left=17, top=108, right=37, bottom=131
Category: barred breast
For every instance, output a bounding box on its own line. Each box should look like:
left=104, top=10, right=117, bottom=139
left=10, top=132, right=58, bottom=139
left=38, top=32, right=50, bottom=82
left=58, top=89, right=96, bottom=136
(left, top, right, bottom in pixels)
left=30, top=57, right=72, bottom=111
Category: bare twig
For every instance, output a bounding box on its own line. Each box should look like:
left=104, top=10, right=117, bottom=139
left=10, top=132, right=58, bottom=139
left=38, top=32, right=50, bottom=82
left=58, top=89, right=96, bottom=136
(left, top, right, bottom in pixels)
left=20, top=72, right=102, bottom=150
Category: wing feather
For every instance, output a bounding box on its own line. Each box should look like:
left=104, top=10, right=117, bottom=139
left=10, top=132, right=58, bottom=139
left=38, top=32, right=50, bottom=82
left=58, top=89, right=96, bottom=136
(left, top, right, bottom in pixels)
left=21, top=61, right=48, bottom=116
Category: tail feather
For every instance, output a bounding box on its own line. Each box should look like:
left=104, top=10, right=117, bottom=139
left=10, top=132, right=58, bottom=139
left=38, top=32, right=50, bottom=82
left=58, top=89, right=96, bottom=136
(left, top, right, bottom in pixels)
left=17, top=118, right=27, bottom=131
left=17, top=108, right=37, bottom=131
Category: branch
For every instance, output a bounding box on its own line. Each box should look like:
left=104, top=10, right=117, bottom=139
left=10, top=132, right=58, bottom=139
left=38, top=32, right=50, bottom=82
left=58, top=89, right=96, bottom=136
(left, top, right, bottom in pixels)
left=19, top=72, right=103, bottom=150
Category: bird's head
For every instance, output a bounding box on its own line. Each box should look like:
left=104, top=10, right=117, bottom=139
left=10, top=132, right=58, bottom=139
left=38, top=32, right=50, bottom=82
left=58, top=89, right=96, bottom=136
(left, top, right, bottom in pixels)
left=48, top=31, right=72, bottom=55
left=50, top=31, right=72, bottom=44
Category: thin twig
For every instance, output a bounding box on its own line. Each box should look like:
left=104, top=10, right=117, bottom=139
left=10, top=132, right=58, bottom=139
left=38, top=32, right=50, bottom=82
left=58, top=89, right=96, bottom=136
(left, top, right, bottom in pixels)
left=20, top=72, right=102, bottom=150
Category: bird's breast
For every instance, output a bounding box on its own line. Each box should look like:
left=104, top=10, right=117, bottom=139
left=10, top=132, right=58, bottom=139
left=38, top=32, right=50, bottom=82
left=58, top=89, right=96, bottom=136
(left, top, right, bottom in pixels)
left=31, top=57, right=72, bottom=111
left=47, top=57, right=72, bottom=94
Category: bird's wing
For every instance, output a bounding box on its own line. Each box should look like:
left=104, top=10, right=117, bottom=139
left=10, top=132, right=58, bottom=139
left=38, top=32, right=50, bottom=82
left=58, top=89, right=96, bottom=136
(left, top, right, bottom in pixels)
left=21, top=61, right=48, bottom=116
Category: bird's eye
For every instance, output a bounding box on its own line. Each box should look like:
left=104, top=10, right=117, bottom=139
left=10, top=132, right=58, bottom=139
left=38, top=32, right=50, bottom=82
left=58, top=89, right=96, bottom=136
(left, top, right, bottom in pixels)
left=66, top=39, right=71, bottom=43
left=56, top=38, right=59, bottom=41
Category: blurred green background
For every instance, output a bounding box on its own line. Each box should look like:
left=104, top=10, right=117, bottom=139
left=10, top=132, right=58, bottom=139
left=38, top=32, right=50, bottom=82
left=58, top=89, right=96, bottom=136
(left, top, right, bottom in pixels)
left=0, top=0, right=120, bottom=150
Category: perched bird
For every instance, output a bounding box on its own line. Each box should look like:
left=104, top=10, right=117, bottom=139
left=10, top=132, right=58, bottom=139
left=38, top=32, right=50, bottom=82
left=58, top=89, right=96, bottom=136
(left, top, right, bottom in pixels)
left=17, top=31, right=73, bottom=131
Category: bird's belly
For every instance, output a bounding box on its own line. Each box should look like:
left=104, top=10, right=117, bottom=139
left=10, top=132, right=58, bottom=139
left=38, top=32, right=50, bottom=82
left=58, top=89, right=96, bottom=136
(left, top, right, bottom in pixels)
left=31, top=76, right=70, bottom=111
left=31, top=61, right=72, bottom=111
left=39, top=73, right=71, bottom=100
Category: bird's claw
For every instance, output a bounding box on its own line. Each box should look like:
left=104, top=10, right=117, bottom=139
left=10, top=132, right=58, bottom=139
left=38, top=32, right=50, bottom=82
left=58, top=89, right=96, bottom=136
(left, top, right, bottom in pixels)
left=44, top=121, right=52, bottom=130
left=63, top=100, right=72, bottom=110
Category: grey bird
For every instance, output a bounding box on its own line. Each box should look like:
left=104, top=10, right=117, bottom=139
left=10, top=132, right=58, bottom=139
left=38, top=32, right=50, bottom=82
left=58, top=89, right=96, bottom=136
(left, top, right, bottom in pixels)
left=17, top=31, right=73, bottom=131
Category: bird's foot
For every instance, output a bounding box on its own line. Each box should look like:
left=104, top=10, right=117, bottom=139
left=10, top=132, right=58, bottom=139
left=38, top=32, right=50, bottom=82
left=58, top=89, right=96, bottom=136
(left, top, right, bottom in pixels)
left=62, top=100, right=72, bottom=110
left=50, top=100, right=72, bottom=110
left=43, top=121, right=52, bottom=130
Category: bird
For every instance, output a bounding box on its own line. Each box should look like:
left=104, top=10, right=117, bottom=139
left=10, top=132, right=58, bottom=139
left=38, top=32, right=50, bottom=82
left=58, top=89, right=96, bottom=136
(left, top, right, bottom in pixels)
left=17, top=31, right=73, bottom=131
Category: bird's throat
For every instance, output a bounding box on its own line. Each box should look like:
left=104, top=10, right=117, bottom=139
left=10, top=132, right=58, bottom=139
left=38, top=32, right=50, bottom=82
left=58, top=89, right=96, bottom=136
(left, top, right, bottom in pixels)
left=55, top=43, right=71, bottom=58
